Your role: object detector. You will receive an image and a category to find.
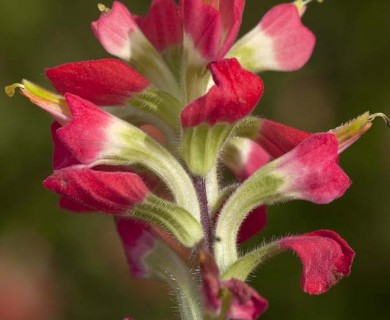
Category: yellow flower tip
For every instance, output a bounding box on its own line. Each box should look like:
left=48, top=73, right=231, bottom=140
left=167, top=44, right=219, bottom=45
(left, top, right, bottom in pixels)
left=97, top=3, right=110, bottom=13
left=5, top=83, right=24, bottom=97
left=294, top=0, right=324, bottom=16
left=369, top=113, right=390, bottom=128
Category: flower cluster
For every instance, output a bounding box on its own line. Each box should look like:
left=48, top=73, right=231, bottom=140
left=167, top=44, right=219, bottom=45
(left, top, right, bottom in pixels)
left=6, top=0, right=389, bottom=319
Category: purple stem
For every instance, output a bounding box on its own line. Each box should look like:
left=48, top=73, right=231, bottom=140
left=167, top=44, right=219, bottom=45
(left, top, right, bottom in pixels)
left=194, top=177, right=213, bottom=250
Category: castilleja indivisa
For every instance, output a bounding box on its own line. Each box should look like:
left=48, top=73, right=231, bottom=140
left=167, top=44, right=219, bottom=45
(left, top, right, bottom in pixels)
left=6, top=0, right=389, bottom=319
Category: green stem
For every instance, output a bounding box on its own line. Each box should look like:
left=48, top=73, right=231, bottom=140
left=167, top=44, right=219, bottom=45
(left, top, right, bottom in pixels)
left=222, top=243, right=283, bottom=281
left=214, top=167, right=284, bottom=272
left=146, top=243, right=203, bottom=320
left=205, top=165, right=220, bottom=211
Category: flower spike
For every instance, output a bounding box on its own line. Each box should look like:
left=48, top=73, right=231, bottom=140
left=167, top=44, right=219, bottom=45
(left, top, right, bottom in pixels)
left=7, top=1, right=387, bottom=318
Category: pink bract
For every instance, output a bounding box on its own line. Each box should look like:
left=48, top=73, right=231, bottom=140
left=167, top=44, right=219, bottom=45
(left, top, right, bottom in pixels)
left=258, top=4, right=315, bottom=71
left=276, top=133, right=351, bottom=204
left=279, top=230, right=355, bottom=294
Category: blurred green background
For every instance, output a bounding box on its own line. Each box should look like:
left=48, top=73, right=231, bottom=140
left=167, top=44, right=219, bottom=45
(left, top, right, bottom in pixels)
left=1, top=0, right=389, bottom=319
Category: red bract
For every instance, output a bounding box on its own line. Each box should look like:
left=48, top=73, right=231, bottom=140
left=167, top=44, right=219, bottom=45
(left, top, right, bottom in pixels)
left=51, top=122, right=79, bottom=170
left=44, top=168, right=149, bottom=214
left=278, top=230, right=355, bottom=295
left=46, top=59, right=149, bottom=106
left=135, top=0, right=182, bottom=53
left=238, top=206, right=267, bottom=244
left=181, top=0, right=244, bottom=61
left=181, top=58, right=263, bottom=127
left=224, top=138, right=270, bottom=243
left=224, top=279, right=268, bottom=320
left=55, top=94, right=120, bottom=165
left=116, top=218, right=157, bottom=278
left=255, top=118, right=310, bottom=158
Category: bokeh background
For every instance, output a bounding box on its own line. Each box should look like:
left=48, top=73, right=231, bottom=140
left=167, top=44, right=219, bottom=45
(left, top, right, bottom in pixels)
left=1, top=0, right=389, bottom=319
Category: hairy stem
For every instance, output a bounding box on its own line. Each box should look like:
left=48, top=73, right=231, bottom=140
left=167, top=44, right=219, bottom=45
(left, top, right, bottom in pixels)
left=194, top=177, right=213, bottom=250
